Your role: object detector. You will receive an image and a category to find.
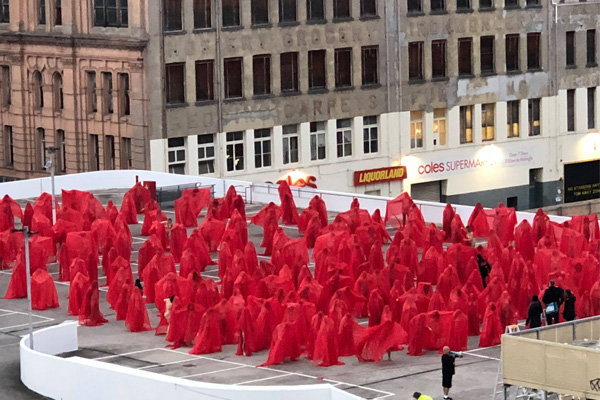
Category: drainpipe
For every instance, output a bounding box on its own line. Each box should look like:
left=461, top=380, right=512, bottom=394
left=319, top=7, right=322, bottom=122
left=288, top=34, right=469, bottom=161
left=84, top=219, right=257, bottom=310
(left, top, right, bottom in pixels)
left=215, top=0, right=224, bottom=178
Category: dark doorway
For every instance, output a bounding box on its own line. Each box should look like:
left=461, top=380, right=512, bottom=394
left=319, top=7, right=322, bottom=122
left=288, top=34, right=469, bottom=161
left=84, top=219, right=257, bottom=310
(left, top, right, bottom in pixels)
left=529, top=168, right=543, bottom=209
left=506, top=196, right=518, bottom=209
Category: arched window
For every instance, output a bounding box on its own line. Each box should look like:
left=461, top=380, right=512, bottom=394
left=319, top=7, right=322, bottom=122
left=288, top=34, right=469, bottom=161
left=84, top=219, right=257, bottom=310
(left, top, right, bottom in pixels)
left=33, top=71, right=44, bottom=109
left=53, top=72, right=63, bottom=110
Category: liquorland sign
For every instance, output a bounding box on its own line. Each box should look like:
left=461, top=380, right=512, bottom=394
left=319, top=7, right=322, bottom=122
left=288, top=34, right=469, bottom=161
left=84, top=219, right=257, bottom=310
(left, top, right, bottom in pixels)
left=354, top=166, right=407, bottom=186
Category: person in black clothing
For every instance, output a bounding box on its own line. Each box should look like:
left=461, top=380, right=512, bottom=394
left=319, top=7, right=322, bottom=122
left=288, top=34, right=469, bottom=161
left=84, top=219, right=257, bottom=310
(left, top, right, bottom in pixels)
left=135, top=279, right=143, bottom=293
left=441, top=346, right=459, bottom=400
left=526, top=295, right=543, bottom=328
left=476, top=254, right=491, bottom=289
left=542, top=280, right=564, bottom=325
left=563, top=289, right=576, bottom=321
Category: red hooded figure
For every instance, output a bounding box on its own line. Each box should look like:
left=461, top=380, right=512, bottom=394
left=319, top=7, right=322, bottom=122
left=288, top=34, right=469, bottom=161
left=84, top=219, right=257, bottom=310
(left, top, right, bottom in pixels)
left=79, top=281, right=108, bottom=327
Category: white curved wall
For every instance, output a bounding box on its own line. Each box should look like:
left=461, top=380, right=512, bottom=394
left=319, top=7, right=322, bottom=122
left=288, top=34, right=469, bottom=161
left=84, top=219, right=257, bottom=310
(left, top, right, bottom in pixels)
left=20, top=322, right=360, bottom=400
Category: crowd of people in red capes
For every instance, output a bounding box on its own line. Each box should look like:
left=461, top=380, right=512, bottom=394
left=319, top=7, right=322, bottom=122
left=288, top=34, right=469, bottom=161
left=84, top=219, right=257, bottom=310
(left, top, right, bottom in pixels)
left=2, top=181, right=599, bottom=367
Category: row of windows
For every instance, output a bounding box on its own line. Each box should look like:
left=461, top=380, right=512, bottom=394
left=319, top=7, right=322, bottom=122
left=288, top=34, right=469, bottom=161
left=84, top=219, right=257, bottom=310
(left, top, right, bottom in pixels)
left=166, top=116, right=379, bottom=174
left=409, top=100, right=541, bottom=149
left=566, top=30, right=597, bottom=68
left=0, top=125, right=133, bottom=172
left=166, top=47, right=379, bottom=104
left=408, top=33, right=541, bottom=81
left=566, top=87, right=597, bottom=132
left=407, top=0, right=540, bottom=14
left=165, top=0, right=378, bottom=32
left=84, top=71, right=131, bottom=116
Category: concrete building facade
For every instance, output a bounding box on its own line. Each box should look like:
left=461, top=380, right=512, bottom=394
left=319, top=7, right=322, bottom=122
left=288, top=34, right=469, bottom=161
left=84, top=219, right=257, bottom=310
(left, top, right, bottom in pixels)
left=0, top=0, right=149, bottom=182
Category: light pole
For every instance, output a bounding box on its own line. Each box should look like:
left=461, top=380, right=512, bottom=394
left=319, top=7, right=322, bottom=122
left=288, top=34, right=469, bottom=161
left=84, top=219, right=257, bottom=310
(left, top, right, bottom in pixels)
left=13, top=226, right=36, bottom=350
left=45, top=147, right=58, bottom=225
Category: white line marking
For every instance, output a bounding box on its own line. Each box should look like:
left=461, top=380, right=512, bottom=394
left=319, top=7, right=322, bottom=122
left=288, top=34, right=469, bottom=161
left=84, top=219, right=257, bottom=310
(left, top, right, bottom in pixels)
left=323, top=379, right=395, bottom=397
left=0, top=312, right=17, bottom=317
left=0, top=320, right=54, bottom=331
left=0, top=309, right=54, bottom=321
left=138, top=357, right=201, bottom=370
left=0, top=342, right=20, bottom=349
left=94, top=347, right=164, bottom=360
left=181, top=365, right=246, bottom=379
left=234, top=373, right=293, bottom=385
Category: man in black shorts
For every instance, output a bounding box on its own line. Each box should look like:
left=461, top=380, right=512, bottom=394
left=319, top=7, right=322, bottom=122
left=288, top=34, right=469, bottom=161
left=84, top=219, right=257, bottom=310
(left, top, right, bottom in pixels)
left=441, top=346, right=456, bottom=399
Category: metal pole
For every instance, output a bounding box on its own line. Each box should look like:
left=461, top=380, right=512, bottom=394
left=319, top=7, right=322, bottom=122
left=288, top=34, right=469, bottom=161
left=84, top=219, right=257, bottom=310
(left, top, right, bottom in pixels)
left=23, top=226, right=34, bottom=350
left=50, top=150, right=56, bottom=225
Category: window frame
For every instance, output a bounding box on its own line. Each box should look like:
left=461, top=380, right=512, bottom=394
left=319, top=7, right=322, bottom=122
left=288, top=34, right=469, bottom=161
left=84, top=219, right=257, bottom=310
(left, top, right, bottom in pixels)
left=456, top=0, right=471, bottom=11
left=55, top=0, right=62, bottom=26
left=194, top=0, right=212, bottom=29
left=459, top=105, right=473, bottom=144
left=458, top=38, right=473, bottom=76
left=587, top=29, right=597, bottom=67
left=198, top=133, right=216, bottom=174
left=567, top=89, right=575, bottom=132
left=333, top=0, right=351, bottom=19
left=566, top=31, right=576, bottom=68
left=56, top=129, right=66, bottom=172
left=251, top=0, right=269, bottom=25
left=38, top=0, right=46, bottom=25
left=120, top=137, right=132, bottom=169
left=118, top=73, right=130, bottom=116
left=433, top=108, right=447, bottom=146
left=407, top=0, right=422, bottom=14
left=53, top=72, right=64, bottom=111
left=408, top=41, right=424, bottom=81
left=528, top=98, right=541, bottom=136
left=90, top=134, right=100, bottom=171
left=253, top=128, right=272, bottom=169
left=280, top=52, right=299, bottom=93
left=431, top=40, right=446, bottom=79
left=224, top=57, right=243, bottom=99
left=310, top=121, right=326, bottom=161
left=282, top=124, right=300, bottom=165
left=87, top=71, right=97, bottom=113
left=195, top=60, right=215, bottom=102
left=481, top=103, right=495, bottom=141
left=336, top=119, right=353, bottom=158
left=307, top=0, right=324, bottom=21
left=94, top=0, right=128, bottom=28
left=410, top=110, right=424, bottom=149
left=361, top=46, right=379, bottom=86
left=588, top=87, right=596, bottom=130
left=33, top=71, right=44, bottom=109
left=505, top=34, right=520, bottom=73
left=279, top=0, right=297, bottom=23
left=527, top=32, right=541, bottom=71
left=430, top=0, right=445, bottom=12
left=226, top=131, right=245, bottom=172
left=363, top=115, right=378, bottom=154
left=1, top=65, right=11, bottom=107
left=222, top=0, right=241, bottom=27
left=308, top=50, right=326, bottom=90
left=334, top=48, right=353, bottom=88
left=164, top=0, right=183, bottom=32
left=102, top=71, right=113, bottom=114
left=480, top=36, right=495, bottom=74
left=0, top=0, right=9, bottom=23
left=4, top=125, right=13, bottom=167
left=253, top=54, right=272, bottom=96
left=360, top=0, right=377, bottom=17
left=105, top=135, right=116, bottom=170
left=167, top=137, right=186, bottom=174
left=166, top=63, right=186, bottom=105
left=507, top=100, right=520, bottom=138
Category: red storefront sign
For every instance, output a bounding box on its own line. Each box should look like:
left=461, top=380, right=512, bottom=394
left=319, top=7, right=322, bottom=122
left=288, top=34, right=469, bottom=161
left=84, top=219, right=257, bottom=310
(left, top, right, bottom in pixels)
left=353, top=166, right=407, bottom=186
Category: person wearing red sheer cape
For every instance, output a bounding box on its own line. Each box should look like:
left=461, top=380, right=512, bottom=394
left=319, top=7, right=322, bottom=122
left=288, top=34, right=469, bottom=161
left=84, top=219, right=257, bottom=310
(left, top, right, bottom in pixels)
left=31, top=269, right=59, bottom=310
left=4, top=252, right=27, bottom=299
left=356, top=306, right=407, bottom=362
left=312, top=315, right=344, bottom=367
left=278, top=180, right=299, bottom=225
left=448, top=310, right=469, bottom=352
left=190, top=307, right=223, bottom=354
left=407, top=313, right=426, bottom=356
left=68, top=272, right=91, bottom=316
left=124, top=285, right=153, bottom=332
left=0, top=194, right=23, bottom=231
left=259, top=320, right=302, bottom=366
left=235, top=307, right=257, bottom=356
left=114, top=279, right=133, bottom=321
left=337, top=313, right=366, bottom=357
left=479, top=303, right=503, bottom=347
left=79, top=281, right=108, bottom=327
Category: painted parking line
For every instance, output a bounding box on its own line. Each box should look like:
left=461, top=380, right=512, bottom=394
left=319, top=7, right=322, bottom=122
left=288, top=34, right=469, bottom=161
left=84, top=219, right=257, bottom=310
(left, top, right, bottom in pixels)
left=138, top=357, right=201, bottom=371
left=234, top=373, right=294, bottom=385
left=94, top=348, right=166, bottom=360
left=0, top=320, right=55, bottom=331
left=0, top=312, right=17, bottom=317
left=0, top=309, right=54, bottom=321
left=181, top=365, right=247, bottom=379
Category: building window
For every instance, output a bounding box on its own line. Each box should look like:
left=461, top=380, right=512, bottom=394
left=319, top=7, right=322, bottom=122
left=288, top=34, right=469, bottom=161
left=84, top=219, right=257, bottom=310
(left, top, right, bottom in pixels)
left=526, top=0, right=539, bottom=5
left=105, top=135, right=116, bottom=170
left=410, top=111, right=423, bottom=149
left=479, top=0, right=493, bottom=8
left=505, top=34, right=520, bottom=72
left=194, top=0, right=211, bottom=29
left=4, top=126, right=13, bottom=167
left=118, top=73, right=130, bottom=116
left=431, top=0, right=445, bottom=11
left=121, top=137, right=132, bottom=169
left=33, top=71, right=44, bottom=109
left=1, top=66, right=10, bottom=107
left=282, top=125, right=299, bottom=164
left=480, top=36, right=495, bottom=74
left=166, top=63, right=185, bottom=104
left=55, top=0, right=62, bottom=25
left=336, top=119, right=352, bottom=157
left=505, top=0, right=518, bottom=8
left=566, top=31, right=576, bottom=68
left=527, top=33, right=541, bottom=71
left=53, top=72, right=64, bottom=111
left=253, top=55, right=271, bottom=96
left=90, top=134, right=100, bottom=171
left=164, top=0, right=183, bottom=32
left=37, top=128, right=46, bottom=169
left=363, top=116, right=378, bottom=154
left=94, top=0, right=128, bottom=28
left=362, top=46, right=379, bottom=86
left=588, top=88, right=596, bottom=130
left=457, top=0, right=470, bottom=11
left=87, top=71, right=97, bottom=113
left=361, top=0, right=377, bottom=16
left=0, top=0, right=9, bottom=23
left=279, top=0, right=297, bottom=22
left=280, top=52, right=299, bottom=93
left=102, top=72, right=113, bottom=114
left=224, top=58, right=243, bottom=99
left=459, top=105, right=473, bottom=144
left=334, top=0, right=350, bottom=19
left=407, top=0, right=422, bottom=13
left=226, top=131, right=244, bottom=171
left=481, top=103, right=495, bottom=141
left=56, top=129, right=66, bottom=172
left=567, top=89, right=575, bottom=132
left=39, top=0, right=46, bottom=25
left=196, top=60, right=214, bottom=101
left=433, top=109, right=447, bottom=146
left=408, top=42, right=423, bottom=80
left=307, top=0, right=324, bottom=21
left=310, top=122, right=326, bottom=161
left=528, top=98, right=541, bottom=136
left=198, top=134, right=215, bottom=174
left=308, top=50, right=326, bottom=90
left=167, top=137, right=186, bottom=174
left=222, top=0, right=240, bottom=27
left=458, top=38, right=472, bottom=76
left=587, top=30, right=596, bottom=67
left=251, top=0, right=269, bottom=25
left=431, top=40, right=446, bottom=78
left=507, top=100, right=520, bottom=138
left=335, top=48, right=352, bottom=88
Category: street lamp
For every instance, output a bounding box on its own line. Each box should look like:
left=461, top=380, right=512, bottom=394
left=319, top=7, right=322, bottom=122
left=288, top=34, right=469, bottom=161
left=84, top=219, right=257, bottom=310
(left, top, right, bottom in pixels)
left=13, top=226, right=37, bottom=350
left=45, top=147, right=59, bottom=225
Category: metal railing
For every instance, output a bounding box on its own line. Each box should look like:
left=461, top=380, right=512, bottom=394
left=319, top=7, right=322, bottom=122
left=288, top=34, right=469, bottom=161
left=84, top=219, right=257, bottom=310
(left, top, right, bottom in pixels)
left=156, top=183, right=215, bottom=208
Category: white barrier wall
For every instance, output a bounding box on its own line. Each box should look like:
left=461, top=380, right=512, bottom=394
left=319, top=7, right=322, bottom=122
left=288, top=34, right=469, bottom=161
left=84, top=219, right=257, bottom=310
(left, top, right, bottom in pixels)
left=21, top=323, right=361, bottom=400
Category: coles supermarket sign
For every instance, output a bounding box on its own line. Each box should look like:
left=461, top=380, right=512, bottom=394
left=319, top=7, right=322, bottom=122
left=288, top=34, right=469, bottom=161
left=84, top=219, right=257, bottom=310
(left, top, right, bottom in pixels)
left=416, top=149, right=534, bottom=176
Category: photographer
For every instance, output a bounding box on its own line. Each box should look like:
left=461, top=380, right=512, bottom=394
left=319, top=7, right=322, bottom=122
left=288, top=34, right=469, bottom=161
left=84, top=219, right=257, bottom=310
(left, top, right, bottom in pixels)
left=441, top=346, right=462, bottom=400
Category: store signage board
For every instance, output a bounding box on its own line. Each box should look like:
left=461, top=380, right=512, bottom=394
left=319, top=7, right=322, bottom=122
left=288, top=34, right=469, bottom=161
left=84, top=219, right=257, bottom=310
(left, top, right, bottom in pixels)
left=354, top=166, right=407, bottom=186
